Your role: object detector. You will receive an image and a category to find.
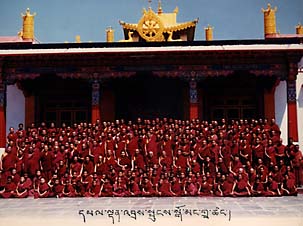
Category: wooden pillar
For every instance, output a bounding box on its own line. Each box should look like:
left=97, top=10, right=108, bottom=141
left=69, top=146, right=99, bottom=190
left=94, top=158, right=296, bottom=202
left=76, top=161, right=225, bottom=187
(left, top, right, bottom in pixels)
left=287, top=63, right=298, bottom=142
left=287, top=80, right=298, bottom=141
left=91, top=80, right=101, bottom=123
left=101, top=86, right=115, bottom=121
left=25, top=95, right=35, bottom=127
left=0, top=70, right=6, bottom=148
left=189, top=78, right=199, bottom=120
left=264, top=79, right=279, bottom=120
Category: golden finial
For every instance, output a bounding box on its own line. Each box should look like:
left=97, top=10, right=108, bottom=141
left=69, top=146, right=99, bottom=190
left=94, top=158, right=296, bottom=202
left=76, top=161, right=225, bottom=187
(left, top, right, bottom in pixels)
left=262, top=3, right=277, bottom=13
left=21, top=8, right=36, bottom=40
left=173, top=7, right=179, bottom=14
left=106, top=26, right=115, bottom=42
left=205, top=24, right=214, bottom=41
left=262, top=3, right=277, bottom=37
left=296, top=23, right=303, bottom=35
left=75, top=35, right=81, bottom=43
left=21, top=8, right=36, bottom=18
left=158, top=0, right=163, bottom=14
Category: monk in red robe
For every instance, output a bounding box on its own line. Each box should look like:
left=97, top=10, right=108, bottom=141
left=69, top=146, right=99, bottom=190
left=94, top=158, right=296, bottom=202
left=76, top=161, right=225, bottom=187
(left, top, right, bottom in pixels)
left=157, top=178, right=174, bottom=197
left=128, top=178, right=141, bottom=196
left=51, top=178, right=64, bottom=198
left=100, top=178, right=113, bottom=197
left=126, top=133, right=138, bottom=157
left=112, top=177, right=128, bottom=197
left=232, top=174, right=251, bottom=197
left=15, top=176, right=30, bottom=198
left=82, top=156, right=94, bottom=175
left=70, top=156, right=82, bottom=176
left=132, top=149, right=146, bottom=171
left=171, top=177, right=182, bottom=196
left=1, top=146, right=16, bottom=176
left=264, top=176, right=281, bottom=196
left=0, top=176, right=16, bottom=198
left=281, top=174, right=297, bottom=196
left=117, top=151, right=131, bottom=171
left=34, top=177, right=50, bottom=198
left=198, top=175, right=213, bottom=196
left=183, top=177, right=198, bottom=196
left=26, top=147, right=41, bottom=178
left=40, top=145, right=54, bottom=182
left=141, top=177, right=156, bottom=196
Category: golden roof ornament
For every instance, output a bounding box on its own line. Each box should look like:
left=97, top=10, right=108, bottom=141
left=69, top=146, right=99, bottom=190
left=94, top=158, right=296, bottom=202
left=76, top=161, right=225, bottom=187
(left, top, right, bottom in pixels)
left=296, top=23, right=303, bottom=35
left=262, top=3, right=277, bottom=36
left=119, top=2, right=198, bottom=42
left=158, top=0, right=163, bottom=14
left=21, top=8, right=36, bottom=40
left=137, top=8, right=165, bottom=42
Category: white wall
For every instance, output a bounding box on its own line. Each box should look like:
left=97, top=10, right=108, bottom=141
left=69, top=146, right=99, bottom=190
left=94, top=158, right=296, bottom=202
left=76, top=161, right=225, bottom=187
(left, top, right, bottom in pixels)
left=6, top=84, right=25, bottom=132
left=275, top=80, right=288, bottom=145
left=297, top=57, right=303, bottom=150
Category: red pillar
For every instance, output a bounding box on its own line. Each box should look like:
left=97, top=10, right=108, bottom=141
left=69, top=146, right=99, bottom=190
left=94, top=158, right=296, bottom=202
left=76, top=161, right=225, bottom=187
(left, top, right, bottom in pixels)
left=189, top=79, right=199, bottom=120
left=0, top=81, right=6, bottom=148
left=287, top=79, right=298, bottom=141
left=25, top=95, right=35, bottom=128
left=91, top=80, right=101, bottom=124
left=264, top=79, right=279, bottom=120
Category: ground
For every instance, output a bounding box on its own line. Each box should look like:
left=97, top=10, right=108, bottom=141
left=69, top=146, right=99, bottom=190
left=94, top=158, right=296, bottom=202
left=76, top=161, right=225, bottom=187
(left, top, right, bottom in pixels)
left=0, top=195, right=302, bottom=226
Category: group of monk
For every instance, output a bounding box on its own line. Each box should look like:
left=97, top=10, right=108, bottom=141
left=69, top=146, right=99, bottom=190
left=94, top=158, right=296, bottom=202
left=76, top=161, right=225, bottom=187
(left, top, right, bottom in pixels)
left=0, top=117, right=302, bottom=198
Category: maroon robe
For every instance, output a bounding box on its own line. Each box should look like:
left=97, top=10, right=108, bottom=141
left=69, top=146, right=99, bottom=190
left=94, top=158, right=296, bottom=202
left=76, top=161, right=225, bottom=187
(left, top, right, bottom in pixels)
left=198, top=181, right=213, bottom=196
left=171, top=180, right=182, bottom=196
left=34, top=182, right=50, bottom=198
left=100, top=182, right=113, bottom=197
left=1, top=152, right=16, bottom=173
left=158, top=179, right=174, bottom=196
left=141, top=181, right=156, bottom=196
left=127, top=137, right=138, bottom=157
left=26, top=151, right=40, bottom=177
left=15, top=181, right=30, bottom=198
left=0, top=181, right=16, bottom=198
left=128, top=182, right=141, bottom=196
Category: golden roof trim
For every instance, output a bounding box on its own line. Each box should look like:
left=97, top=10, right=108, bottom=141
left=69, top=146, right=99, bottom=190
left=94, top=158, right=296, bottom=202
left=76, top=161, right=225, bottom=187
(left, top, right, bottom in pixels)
left=120, top=19, right=198, bottom=32
left=163, top=20, right=198, bottom=32
left=119, top=21, right=138, bottom=31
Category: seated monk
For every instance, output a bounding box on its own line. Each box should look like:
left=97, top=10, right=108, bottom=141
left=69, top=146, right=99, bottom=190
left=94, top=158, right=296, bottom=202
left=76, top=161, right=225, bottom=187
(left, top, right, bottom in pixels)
left=128, top=178, right=141, bottom=196
left=100, top=178, right=113, bottom=197
left=197, top=175, right=213, bottom=196
left=215, top=174, right=234, bottom=197
left=264, top=176, right=281, bottom=196
left=51, top=178, right=64, bottom=198
left=157, top=178, right=174, bottom=197
left=15, top=176, right=30, bottom=198
left=0, top=176, right=16, bottom=198
left=281, top=175, right=297, bottom=196
left=62, top=180, right=76, bottom=198
left=141, top=177, right=156, bottom=197
left=183, top=177, right=198, bottom=196
left=34, top=177, right=50, bottom=198
left=251, top=178, right=266, bottom=196
left=85, top=180, right=100, bottom=197
left=112, top=177, right=128, bottom=197
left=171, top=176, right=182, bottom=196
left=232, top=174, right=251, bottom=197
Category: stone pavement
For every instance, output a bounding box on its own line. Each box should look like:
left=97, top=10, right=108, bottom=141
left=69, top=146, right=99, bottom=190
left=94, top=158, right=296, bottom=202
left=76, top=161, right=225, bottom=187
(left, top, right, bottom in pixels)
left=0, top=195, right=302, bottom=226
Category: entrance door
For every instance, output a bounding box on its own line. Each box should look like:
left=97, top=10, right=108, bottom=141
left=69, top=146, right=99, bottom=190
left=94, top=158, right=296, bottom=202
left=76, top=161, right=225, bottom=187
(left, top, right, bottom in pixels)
left=114, top=72, right=185, bottom=120
left=210, top=96, right=257, bottom=121
left=203, top=73, right=263, bottom=122
left=22, top=75, right=91, bottom=127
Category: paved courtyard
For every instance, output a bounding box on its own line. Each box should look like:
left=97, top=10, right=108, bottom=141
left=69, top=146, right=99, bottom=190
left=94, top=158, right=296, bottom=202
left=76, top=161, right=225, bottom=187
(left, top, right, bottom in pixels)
left=0, top=195, right=302, bottom=226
